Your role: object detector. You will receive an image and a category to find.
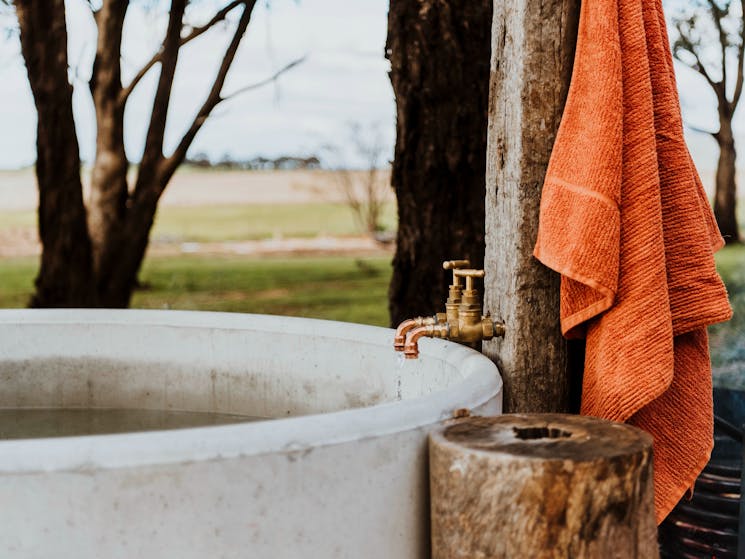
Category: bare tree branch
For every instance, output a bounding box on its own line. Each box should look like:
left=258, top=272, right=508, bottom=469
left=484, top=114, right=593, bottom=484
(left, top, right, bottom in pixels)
left=119, top=0, right=244, bottom=105
left=675, top=48, right=719, bottom=88
left=179, top=0, right=245, bottom=45
left=220, top=56, right=306, bottom=102
left=732, top=0, right=745, bottom=107
left=119, top=53, right=160, bottom=105
left=674, top=20, right=723, bottom=93
left=706, top=0, right=729, bottom=90
left=683, top=121, right=720, bottom=139
left=135, top=0, right=186, bottom=188
left=86, top=0, right=102, bottom=23
left=160, top=0, right=257, bottom=183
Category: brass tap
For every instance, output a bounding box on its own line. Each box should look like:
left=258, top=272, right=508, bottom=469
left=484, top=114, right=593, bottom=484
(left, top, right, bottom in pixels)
left=395, top=260, right=506, bottom=359
left=393, top=260, right=471, bottom=351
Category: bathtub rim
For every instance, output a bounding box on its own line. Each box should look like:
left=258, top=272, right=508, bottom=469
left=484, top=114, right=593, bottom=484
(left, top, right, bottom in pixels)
left=0, top=309, right=502, bottom=473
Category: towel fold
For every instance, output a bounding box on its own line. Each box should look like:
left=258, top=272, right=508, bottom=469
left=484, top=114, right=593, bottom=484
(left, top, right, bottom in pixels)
left=534, top=0, right=732, bottom=522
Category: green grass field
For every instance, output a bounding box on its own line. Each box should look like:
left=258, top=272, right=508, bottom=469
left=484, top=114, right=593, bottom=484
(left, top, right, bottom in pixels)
left=0, top=202, right=397, bottom=242
left=152, top=203, right=397, bottom=241
left=0, top=244, right=742, bottom=371
left=0, top=257, right=38, bottom=308
left=0, top=255, right=393, bottom=327
left=134, top=255, right=392, bottom=325
left=710, top=244, right=745, bottom=388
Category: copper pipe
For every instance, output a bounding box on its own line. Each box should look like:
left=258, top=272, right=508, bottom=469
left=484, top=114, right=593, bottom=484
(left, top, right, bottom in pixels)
left=394, top=316, right=438, bottom=351
left=404, top=323, right=449, bottom=359
left=394, top=319, right=419, bottom=351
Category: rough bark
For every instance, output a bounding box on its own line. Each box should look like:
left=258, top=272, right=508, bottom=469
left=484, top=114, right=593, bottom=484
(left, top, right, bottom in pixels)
left=16, top=0, right=96, bottom=308
left=18, top=0, right=257, bottom=308
left=386, top=0, right=492, bottom=327
left=88, top=0, right=129, bottom=280
left=93, top=0, right=187, bottom=307
left=429, top=414, right=658, bottom=558
left=714, top=115, right=740, bottom=243
left=93, top=0, right=255, bottom=307
left=482, top=0, right=579, bottom=413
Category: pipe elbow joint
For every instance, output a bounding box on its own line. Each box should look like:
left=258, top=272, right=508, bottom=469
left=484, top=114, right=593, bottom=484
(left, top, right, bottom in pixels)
left=403, top=323, right=449, bottom=359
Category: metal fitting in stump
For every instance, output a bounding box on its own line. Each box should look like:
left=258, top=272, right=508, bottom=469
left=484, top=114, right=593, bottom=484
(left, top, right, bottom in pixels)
left=429, top=414, right=658, bottom=558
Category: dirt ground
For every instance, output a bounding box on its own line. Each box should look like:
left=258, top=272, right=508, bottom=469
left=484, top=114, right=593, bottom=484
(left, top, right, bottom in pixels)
left=0, top=168, right=394, bottom=210
left=0, top=168, right=395, bottom=258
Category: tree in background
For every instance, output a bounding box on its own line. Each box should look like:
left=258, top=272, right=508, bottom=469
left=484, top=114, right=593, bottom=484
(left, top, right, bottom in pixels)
left=14, top=0, right=299, bottom=307
left=386, top=0, right=492, bottom=325
left=670, top=0, right=744, bottom=243
left=320, top=122, right=392, bottom=237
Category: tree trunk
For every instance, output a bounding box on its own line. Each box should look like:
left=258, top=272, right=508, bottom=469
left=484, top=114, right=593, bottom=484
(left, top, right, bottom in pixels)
left=88, top=0, right=130, bottom=282
left=386, top=0, right=492, bottom=327
left=714, top=117, right=741, bottom=244
left=429, top=414, right=658, bottom=558
left=16, top=0, right=96, bottom=308
left=18, top=0, right=255, bottom=309
left=482, top=0, right=579, bottom=412
left=96, top=192, right=160, bottom=308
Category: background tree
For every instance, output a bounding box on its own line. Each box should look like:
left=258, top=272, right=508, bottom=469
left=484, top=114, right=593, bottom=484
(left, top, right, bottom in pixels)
left=386, top=0, right=492, bottom=326
left=670, top=0, right=744, bottom=243
left=316, top=122, right=392, bottom=238
left=14, top=0, right=299, bottom=307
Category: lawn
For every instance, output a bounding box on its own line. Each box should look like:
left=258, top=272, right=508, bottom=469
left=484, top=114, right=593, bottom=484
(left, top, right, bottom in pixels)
left=711, top=244, right=745, bottom=388
left=152, top=203, right=397, bottom=242
left=0, top=246, right=741, bottom=366
left=0, top=202, right=397, bottom=243
left=0, top=255, right=393, bottom=327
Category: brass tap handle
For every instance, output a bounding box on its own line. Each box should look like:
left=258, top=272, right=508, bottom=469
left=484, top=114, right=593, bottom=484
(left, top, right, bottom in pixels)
left=443, top=260, right=470, bottom=270
left=453, top=269, right=486, bottom=292
left=443, top=260, right=471, bottom=286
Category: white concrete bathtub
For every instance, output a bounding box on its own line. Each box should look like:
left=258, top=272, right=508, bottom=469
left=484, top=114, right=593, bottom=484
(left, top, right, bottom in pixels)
left=0, top=310, right=502, bottom=558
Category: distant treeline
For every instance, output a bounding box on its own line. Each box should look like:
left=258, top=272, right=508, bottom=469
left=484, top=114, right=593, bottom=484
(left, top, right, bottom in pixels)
left=185, top=153, right=322, bottom=171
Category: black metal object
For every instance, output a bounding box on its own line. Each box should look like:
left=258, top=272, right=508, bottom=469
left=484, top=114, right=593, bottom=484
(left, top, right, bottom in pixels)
left=658, top=388, right=745, bottom=558
left=739, top=432, right=745, bottom=559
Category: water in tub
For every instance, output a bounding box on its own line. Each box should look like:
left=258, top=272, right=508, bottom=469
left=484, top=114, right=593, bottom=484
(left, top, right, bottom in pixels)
left=0, top=409, right=263, bottom=439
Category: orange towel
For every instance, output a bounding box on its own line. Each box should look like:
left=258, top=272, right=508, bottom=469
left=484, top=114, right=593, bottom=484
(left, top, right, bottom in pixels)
left=533, top=0, right=733, bottom=522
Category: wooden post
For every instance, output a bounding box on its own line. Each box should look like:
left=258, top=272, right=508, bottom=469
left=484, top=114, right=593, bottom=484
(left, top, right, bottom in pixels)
left=429, top=414, right=659, bottom=558
left=482, top=0, right=580, bottom=412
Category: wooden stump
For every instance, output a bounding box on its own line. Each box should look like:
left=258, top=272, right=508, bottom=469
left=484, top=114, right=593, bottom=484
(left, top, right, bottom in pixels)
left=430, top=414, right=658, bottom=558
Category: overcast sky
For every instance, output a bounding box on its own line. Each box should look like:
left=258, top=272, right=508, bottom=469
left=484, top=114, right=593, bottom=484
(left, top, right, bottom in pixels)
left=0, top=0, right=733, bottom=173
left=0, top=0, right=395, bottom=169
